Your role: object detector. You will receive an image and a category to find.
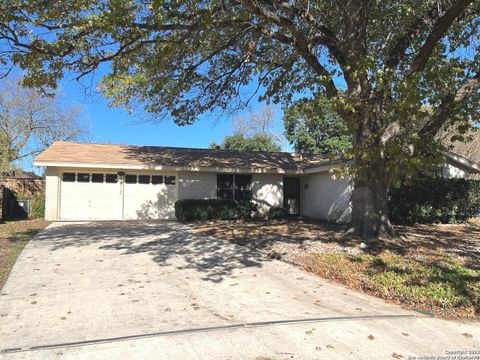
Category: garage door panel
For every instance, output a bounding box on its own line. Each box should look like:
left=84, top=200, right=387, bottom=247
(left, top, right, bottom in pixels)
left=60, top=172, right=177, bottom=220
left=60, top=179, right=121, bottom=220
left=123, top=182, right=177, bottom=220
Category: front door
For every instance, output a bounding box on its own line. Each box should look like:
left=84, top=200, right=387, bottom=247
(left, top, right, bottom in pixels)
left=284, top=177, right=300, bottom=215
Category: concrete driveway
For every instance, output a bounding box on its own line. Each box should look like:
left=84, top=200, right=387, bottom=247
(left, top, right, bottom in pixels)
left=0, top=221, right=478, bottom=359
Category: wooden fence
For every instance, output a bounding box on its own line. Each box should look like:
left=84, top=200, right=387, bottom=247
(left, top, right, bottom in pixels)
left=0, top=179, right=45, bottom=220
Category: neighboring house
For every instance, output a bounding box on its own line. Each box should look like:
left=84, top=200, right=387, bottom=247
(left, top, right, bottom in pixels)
left=34, top=141, right=480, bottom=223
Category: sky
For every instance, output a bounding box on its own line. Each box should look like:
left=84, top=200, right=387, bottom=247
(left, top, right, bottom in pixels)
left=12, top=67, right=291, bottom=173
left=59, top=74, right=289, bottom=151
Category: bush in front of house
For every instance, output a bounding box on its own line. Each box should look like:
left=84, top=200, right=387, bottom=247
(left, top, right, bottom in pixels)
left=268, top=206, right=287, bottom=220
left=174, top=199, right=256, bottom=222
left=237, top=201, right=258, bottom=220
left=388, top=176, right=480, bottom=225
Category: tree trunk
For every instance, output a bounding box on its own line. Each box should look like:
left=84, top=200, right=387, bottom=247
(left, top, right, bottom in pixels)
left=349, top=167, right=397, bottom=239
left=347, top=106, right=397, bottom=239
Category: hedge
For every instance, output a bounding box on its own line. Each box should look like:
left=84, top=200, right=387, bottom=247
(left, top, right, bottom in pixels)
left=388, top=176, right=480, bottom=225
left=174, top=199, right=257, bottom=222
left=268, top=206, right=287, bottom=219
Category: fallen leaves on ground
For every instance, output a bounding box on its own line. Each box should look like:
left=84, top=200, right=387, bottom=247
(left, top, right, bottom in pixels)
left=190, top=218, right=480, bottom=319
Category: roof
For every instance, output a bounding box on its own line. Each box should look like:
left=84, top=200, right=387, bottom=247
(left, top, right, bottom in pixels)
left=439, top=128, right=480, bottom=179
left=442, top=150, right=480, bottom=174
left=34, top=141, right=336, bottom=173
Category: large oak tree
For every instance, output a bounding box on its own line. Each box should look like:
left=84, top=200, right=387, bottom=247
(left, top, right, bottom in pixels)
left=1, top=0, right=479, bottom=237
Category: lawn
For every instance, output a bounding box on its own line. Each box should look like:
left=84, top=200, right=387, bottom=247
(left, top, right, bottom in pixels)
left=191, top=218, right=480, bottom=319
left=0, top=219, right=50, bottom=289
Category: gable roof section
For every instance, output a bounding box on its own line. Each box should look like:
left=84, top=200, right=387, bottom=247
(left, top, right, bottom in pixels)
left=34, top=141, right=334, bottom=173
left=442, top=150, right=480, bottom=174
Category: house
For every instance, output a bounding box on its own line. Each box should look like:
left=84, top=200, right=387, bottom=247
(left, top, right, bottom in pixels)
left=34, top=141, right=480, bottom=222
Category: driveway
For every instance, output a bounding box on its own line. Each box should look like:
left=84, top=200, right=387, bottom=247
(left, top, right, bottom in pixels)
left=0, top=221, right=478, bottom=359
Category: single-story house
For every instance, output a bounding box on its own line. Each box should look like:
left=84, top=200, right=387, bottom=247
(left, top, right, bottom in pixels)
left=34, top=141, right=480, bottom=222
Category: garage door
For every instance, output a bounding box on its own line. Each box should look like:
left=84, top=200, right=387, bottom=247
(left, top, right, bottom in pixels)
left=59, top=172, right=177, bottom=220
left=123, top=174, right=177, bottom=220
left=60, top=172, right=121, bottom=220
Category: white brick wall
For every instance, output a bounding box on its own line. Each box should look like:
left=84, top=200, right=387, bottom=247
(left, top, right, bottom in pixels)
left=177, top=171, right=217, bottom=200
left=301, top=172, right=352, bottom=223
left=252, top=173, right=284, bottom=216
left=44, top=167, right=59, bottom=221
left=441, top=163, right=469, bottom=179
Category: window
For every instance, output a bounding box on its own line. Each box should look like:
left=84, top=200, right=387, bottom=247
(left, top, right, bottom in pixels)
left=77, top=173, right=90, bottom=183
left=91, top=174, right=104, bottom=183
left=217, top=174, right=251, bottom=201
left=138, top=175, right=150, bottom=184
left=152, top=175, right=163, bottom=185
left=105, top=174, right=118, bottom=183
left=125, top=175, right=137, bottom=184
left=235, top=175, right=252, bottom=202
left=165, top=176, right=176, bottom=185
left=62, top=173, right=75, bottom=182
left=217, top=174, right=234, bottom=200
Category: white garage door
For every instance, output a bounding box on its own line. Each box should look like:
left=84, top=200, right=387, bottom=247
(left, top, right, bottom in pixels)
left=60, top=172, right=121, bottom=220
left=123, top=174, right=177, bottom=220
left=59, top=172, right=177, bottom=220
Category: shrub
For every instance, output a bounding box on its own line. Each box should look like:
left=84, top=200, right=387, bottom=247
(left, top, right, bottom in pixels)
left=31, top=194, right=45, bottom=218
left=174, top=199, right=256, bottom=222
left=268, top=206, right=287, bottom=220
left=388, top=176, right=480, bottom=225
left=11, top=192, right=45, bottom=219
left=237, top=201, right=258, bottom=220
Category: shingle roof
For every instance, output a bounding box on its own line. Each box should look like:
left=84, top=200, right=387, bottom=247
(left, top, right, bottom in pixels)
left=35, top=141, right=334, bottom=172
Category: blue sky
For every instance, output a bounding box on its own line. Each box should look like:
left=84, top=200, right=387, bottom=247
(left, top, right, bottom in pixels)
left=60, top=75, right=288, bottom=151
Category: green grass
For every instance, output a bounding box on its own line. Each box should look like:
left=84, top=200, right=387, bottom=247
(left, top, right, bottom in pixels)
left=0, top=237, right=30, bottom=289
left=0, top=220, right=48, bottom=290
left=304, top=252, right=480, bottom=318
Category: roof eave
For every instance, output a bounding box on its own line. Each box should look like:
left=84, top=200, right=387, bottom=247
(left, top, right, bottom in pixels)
left=33, top=160, right=303, bottom=174
left=303, top=160, right=352, bottom=174
left=442, top=150, right=480, bottom=173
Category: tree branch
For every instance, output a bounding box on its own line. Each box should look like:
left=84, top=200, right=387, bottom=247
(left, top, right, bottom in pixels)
left=237, top=0, right=338, bottom=98
left=420, top=73, right=480, bottom=137
left=406, top=0, right=475, bottom=78
left=384, top=4, right=441, bottom=71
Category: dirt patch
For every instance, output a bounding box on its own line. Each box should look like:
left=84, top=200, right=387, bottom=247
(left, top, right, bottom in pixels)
left=0, top=219, right=50, bottom=289
left=191, top=219, right=362, bottom=261
left=190, top=218, right=480, bottom=318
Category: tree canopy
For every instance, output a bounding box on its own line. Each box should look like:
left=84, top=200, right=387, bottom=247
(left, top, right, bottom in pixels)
left=1, top=0, right=479, bottom=237
left=283, top=97, right=351, bottom=154
left=210, top=132, right=281, bottom=152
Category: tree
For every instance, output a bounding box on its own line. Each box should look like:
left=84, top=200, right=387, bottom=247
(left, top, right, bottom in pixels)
left=1, top=0, right=479, bottom=237
left=212, top=106, right=284, bottom=151
left=232, top=105, right=286, bottom=147
left=0, top=79, right=88, bottom=173
left=210, top=132, right=281, bottom=152
left=283, top=97, right=352, bottom=154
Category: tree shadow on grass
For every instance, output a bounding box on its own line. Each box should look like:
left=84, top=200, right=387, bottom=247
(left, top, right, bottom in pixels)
left=32, top=221, right=267, bottom=283
left=364, top=254, right=480, bottom=315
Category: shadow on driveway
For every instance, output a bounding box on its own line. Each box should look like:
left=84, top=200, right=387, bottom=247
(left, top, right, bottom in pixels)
left=33, top=221, right=267, bottom=283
